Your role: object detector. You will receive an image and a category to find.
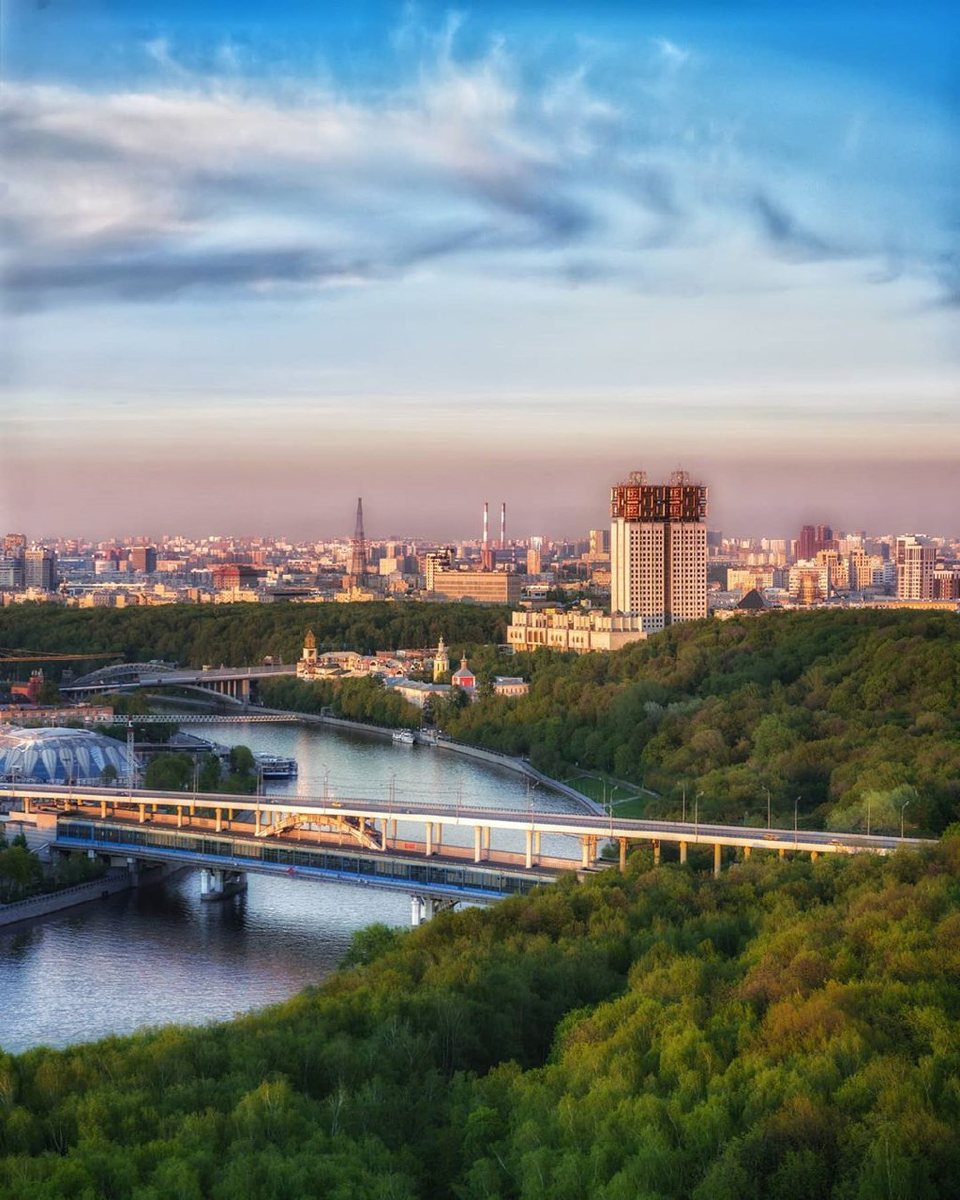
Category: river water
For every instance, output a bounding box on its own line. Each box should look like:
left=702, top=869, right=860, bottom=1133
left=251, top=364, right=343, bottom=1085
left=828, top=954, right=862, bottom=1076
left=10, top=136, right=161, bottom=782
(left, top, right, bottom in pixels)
left=0, top=720, right=586, bottom=1055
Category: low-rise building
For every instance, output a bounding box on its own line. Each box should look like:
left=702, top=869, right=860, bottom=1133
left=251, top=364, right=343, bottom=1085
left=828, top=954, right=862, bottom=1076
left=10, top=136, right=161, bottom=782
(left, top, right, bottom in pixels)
left=507, top=608, right=651, bottom=654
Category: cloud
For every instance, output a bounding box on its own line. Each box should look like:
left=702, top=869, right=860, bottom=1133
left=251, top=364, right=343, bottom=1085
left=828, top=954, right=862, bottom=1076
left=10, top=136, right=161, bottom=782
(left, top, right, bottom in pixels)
left=0, top=21, right=951, bottom=309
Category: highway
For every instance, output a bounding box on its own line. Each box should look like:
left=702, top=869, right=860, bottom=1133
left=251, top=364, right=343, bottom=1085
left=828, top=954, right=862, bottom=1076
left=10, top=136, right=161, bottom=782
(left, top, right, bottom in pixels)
left=1, top=781, right=935, bottom=858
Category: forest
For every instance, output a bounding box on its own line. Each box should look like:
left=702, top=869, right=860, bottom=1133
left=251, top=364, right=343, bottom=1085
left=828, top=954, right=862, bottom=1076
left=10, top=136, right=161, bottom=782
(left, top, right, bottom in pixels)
left=0, top=839, right=957, bottom=1198
left=0, top=602, right=509, bottom=674
left=441, top=610, right=960, bottom=836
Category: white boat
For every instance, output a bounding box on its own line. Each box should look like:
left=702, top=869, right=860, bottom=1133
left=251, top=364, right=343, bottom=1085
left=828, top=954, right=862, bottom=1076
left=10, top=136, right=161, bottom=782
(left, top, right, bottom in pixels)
left=392, top=729, right=415, bottom=745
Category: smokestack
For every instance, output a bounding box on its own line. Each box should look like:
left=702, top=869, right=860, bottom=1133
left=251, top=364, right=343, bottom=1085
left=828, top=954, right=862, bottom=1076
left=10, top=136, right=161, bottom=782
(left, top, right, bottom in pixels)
left=500, top=502, right=506, bottom=549
left=483, top=502, right=489, bottom=550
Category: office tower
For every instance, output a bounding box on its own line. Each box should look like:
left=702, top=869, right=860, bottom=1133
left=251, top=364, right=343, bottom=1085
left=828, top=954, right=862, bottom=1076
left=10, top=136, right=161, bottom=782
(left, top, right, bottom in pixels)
left=848, top=548, right=873, bottom=592
left=798, top=526, right=816, bottom=561
left=3, top=533, right=27, bottom=558
left=24, top=547, right=57, bottom=590
left=610, top=470, right=708, bottom=628
left=896, top=536, right=934, bottom=600
left=129, top=546, right=157, bottom=574
left=589, top=529, right=610, bottom=556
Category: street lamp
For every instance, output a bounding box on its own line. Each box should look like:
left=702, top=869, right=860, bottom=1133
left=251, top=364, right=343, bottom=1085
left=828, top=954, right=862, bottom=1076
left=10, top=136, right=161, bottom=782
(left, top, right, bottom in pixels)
left=794, top=795, right=800, bottom=845
left=695, top=791, right=703, bottom=840
left=763, top=786, right=771, bottom=830
left=900, top=798, right=912, bottom=840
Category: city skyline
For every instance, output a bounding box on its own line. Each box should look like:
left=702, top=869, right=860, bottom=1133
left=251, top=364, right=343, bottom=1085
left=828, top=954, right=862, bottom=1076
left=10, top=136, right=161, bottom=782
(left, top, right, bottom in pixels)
left=2, top=1, right=957, bottom=537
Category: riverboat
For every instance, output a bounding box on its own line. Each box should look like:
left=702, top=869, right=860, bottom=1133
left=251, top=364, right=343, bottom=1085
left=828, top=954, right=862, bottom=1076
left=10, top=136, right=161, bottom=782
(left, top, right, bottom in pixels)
left=254, top=753, right=298, bottom=779
left=392, top=729, right=416, bottom=746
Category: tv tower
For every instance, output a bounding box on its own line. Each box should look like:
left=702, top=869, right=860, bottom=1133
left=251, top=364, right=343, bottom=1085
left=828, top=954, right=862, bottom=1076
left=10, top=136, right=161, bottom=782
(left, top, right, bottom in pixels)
left=349, top=497, right=368, bottom=584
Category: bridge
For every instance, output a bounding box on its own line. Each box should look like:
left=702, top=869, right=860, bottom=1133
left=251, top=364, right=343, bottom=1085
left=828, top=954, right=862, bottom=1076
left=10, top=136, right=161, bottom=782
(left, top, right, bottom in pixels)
left=1, top=782, right=934, bottom=922
left=61, top=662, right=298, bottom=704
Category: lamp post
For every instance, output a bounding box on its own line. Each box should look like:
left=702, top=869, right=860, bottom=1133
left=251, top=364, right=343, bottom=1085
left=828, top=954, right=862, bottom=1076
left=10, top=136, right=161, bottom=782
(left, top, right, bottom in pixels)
left=900, top=798, right=912, bottom=839
left=682, top=784, right=687, bottom=823
left=794, top=795, right=800, bottom=846
left=695, top=791, right=703, bottom=840
left=764, top=786, right=771, bottom=830
left=866, top=795, right=872, bottom=838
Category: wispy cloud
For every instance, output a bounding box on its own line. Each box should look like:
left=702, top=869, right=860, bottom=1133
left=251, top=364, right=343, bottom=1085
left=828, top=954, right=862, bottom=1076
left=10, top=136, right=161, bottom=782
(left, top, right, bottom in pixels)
left=0, top=19, right=952, bottom=309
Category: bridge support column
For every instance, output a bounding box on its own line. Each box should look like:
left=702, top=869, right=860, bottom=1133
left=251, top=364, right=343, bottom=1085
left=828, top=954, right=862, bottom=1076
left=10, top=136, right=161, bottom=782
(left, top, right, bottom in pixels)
left=779, top=847, right=785, bottom=859
left=410, top=895, right=457, bottom=926
left=483, top=826, right=491, bottom=852
left=425, top=822, right=433, bottom=857
left=654, top=841, right=661, bottom=867
left=474, top=825, right=482, bottom=863
left=582, top=835, right=591, bottom=868
left=380, top=819, right=388, bottom=850
left=810, top=850, right=819, bottom=863
left=22, top=797, right=31, bottom=815
left=390, top=819, right=398, bottom=843
left=215, top=808, right=222, bottom=833
left=534, top=831, right=541, bottom=862
left=525, top=829, right=533, bottom=869
left=139, top=804, right=146, bottom=824
left=100, top=799, right=107, bottom=819
left=743, top=846, right=751, bottom=860
left=680, top=841, right=688, bottom=865
left=619, top=838, right=627, bottom=873
left=200, top=868, right=246, bottom=902
left=435, top=823, right=442, bottom=853
left=255, top=808, right=261, bottom=836
left=714, top=843, right=722, bottom=877
left=177, top=806, right=183, bottom=829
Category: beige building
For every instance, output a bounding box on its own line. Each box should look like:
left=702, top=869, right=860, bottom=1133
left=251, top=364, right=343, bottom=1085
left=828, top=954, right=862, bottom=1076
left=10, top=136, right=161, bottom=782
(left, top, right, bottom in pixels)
left=507, top=608, right=651, bottom=654
left=610, top=471, right=707, bottom=629
left=429, top=570, right=523, bottom=604
left=896, top=537, right=935, bottom=600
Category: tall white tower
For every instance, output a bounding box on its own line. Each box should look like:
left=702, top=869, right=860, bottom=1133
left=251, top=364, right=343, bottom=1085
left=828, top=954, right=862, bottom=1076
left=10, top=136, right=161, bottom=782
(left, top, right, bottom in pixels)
left=610, top=470, right=708, bottom=628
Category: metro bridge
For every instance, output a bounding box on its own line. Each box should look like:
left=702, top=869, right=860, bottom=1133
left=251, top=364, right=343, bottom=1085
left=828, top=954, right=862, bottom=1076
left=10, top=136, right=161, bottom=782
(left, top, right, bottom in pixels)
left=2, top=782, right=934, bottom=922
left=60, top=662, right=296, bottom=704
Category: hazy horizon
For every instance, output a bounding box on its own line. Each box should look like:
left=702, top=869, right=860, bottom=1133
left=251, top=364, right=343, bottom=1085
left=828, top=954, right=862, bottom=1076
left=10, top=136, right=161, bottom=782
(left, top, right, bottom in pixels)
left=2, top=1, right=957, bottom=540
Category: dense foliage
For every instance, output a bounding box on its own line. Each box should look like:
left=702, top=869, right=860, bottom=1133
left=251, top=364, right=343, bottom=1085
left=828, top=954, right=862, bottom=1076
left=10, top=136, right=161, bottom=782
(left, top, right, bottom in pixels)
left=0, top=602, right=509, bottom=676
left=443, top=611, right=960, bottom=834
left=259, top=675, right=421, bottom=730
left=1, top=843, right=958, bottom=1197
left=0, top=832, right=106, bottom=904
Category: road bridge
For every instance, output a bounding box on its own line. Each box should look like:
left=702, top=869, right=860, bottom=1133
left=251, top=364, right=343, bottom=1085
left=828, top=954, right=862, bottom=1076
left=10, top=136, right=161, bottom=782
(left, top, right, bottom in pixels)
left=61, top=663, right=296, bottom=704
left=3, top=781, right=934, bottom=887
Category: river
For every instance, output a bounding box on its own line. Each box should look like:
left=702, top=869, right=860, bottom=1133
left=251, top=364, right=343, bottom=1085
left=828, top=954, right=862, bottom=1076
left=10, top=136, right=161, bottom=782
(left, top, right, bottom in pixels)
left=0, top=719, right=587, bottom=1055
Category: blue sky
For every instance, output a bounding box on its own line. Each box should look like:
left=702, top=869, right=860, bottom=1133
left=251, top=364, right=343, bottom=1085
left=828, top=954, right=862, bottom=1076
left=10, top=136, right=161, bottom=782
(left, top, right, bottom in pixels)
left=1, top=1, right=957, bottom=539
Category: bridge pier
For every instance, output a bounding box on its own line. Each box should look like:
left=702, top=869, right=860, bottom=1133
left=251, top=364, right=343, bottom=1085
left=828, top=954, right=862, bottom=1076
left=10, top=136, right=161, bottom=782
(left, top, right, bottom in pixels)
left=653, top=841, right=661, bottom=867
left=410, top=894, right=458, bottom=926
left=714, top=843, right=722, bottom=876
left=525, top=829, right=533, bottom=869
left=425, top=822, right=433, bottom=856
left=199, top=868, right=247, bottom=902
left=619, top=838, right=627, bottom=872
left=474, top=825, right=482, bottom=863
left=743, top=845, right=751, bottom=860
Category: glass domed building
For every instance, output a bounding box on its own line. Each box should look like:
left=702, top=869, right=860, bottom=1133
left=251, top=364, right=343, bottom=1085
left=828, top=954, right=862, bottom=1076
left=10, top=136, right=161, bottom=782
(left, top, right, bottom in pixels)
left=0, top=726, right=130, bottom=785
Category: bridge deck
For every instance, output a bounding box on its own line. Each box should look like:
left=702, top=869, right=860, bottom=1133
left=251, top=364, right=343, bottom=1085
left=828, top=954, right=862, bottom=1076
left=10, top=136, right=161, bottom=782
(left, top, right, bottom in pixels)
left=56, top=817, right=566, bottom=903
left=2, top=782, right=935, bottom=858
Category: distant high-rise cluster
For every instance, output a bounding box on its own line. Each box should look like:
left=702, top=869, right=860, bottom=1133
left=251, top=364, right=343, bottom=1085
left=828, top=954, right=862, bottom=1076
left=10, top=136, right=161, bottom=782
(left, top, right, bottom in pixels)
left=610, top=470, right=708, bottom=628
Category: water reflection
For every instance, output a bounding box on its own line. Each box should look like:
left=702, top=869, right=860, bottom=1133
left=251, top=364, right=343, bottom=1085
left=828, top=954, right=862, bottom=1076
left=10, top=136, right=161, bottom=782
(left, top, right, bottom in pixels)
left=0, top=718, right=585, bottom=1054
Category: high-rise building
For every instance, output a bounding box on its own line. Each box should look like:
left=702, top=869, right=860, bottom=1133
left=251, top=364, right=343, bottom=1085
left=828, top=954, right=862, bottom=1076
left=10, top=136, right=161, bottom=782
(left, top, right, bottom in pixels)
left=3, top=533, right=27, bottom=559
left=129, top=546, right=157, bottom=574
left=797, top=525, right=816, bottom=561
left=896, top=536, right=935, bottom=600
left=610, top=470, right=708, bottom=629
left=24, top=547, right=57, bottom=590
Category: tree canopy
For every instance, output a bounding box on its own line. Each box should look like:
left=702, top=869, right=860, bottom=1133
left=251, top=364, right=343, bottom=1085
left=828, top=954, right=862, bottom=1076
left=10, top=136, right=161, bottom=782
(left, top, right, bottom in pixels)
left=0, top=840, right=958, bottom=1197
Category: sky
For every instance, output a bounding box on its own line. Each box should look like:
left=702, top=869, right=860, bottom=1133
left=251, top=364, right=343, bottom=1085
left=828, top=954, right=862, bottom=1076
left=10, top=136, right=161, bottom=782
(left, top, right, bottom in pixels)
left=1, top=0, right=957, bottom=541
